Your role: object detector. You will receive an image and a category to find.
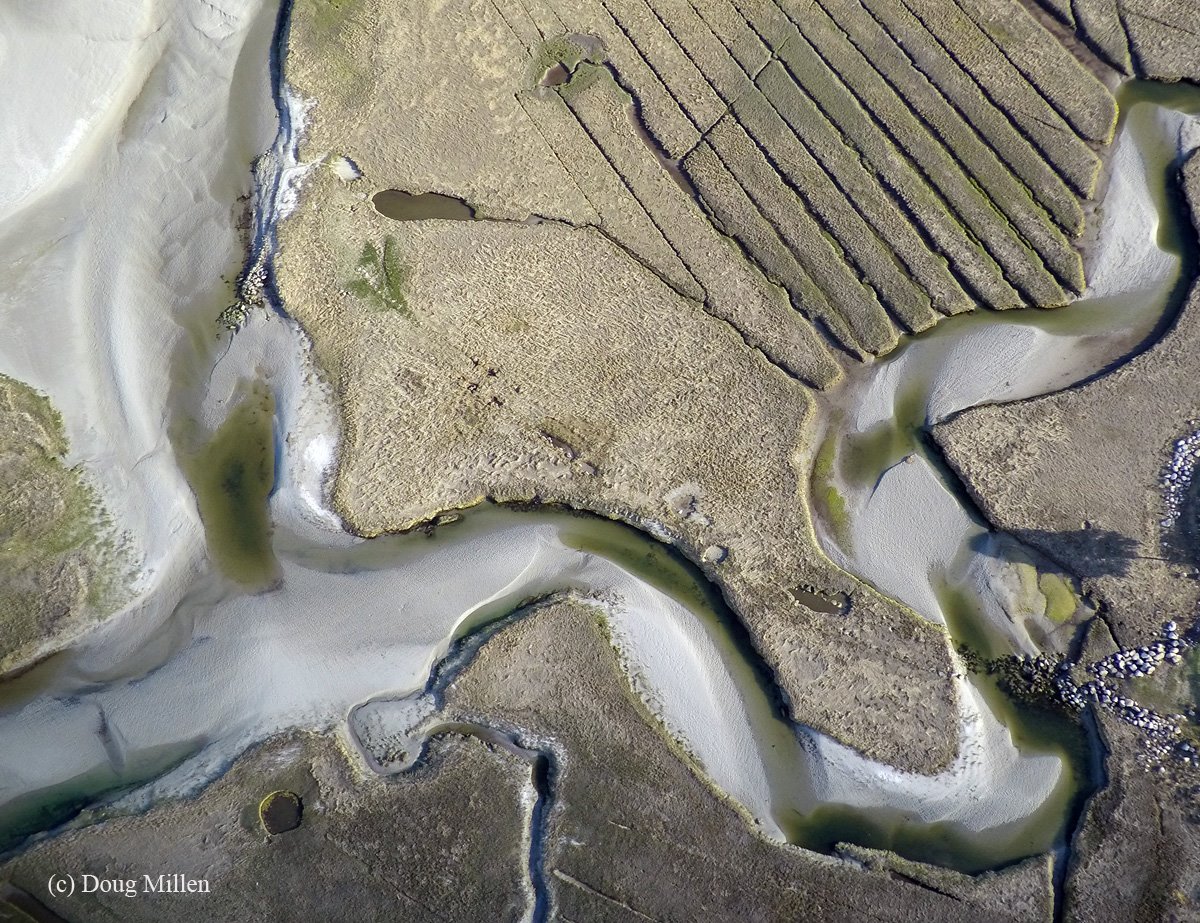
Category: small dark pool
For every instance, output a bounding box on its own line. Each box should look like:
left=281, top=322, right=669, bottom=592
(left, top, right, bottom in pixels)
left=372, top=189, right=476, bottom=221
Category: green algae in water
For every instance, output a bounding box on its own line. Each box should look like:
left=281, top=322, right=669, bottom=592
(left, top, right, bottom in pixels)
left=557, top=510, right=1080, bottom=873
left=810, top=430, right=852, bottom=551
left=1119, top=79, right=1200, bottom=120
left=0, top=738, right=201, bottom=854
left=258, top=790, right=302, bottom=834
left=781, top=802, right=1059, bottom=876
left=1117, top=82, right=1199, bottom=273
left=936, top=578, right=1011, bottom=663
left=182, top=382, right=279, bottom=589
left=936, top=580, right=1094, bottom=861
left=530, top=34, right=606, bottom=90
left=557, top=515, right=741, bottom=642
left=839, top=379, right=928, bottom=490
left=1039, top=573, right=1077, bottom=624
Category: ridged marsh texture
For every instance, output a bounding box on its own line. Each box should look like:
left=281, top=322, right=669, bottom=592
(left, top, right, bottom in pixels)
left=276, top=0, right=1122, bottom=772
left=473, top=0, right=1115, bottom=365
left=1036, top=0, right=1200, bottom=83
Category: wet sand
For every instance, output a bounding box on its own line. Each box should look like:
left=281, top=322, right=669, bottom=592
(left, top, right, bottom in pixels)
left=0, top=0, right=1187, bottom=887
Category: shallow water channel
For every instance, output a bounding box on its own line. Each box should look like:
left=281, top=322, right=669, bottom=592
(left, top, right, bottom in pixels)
left=0, top=500, right=1077, bottom=873
left=1, top=73, right=1198, bottom=888
left=809, top=82, right=1200, bottom=867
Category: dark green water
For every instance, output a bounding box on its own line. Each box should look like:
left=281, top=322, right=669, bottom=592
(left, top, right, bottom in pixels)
left=0, top=739, right=202, bottom=855
left=372, top=189, right=476, bottom=221
left=554, top=509, right=1079, bottom=873
left=180, top=380, right=279, bottom=589
left=840, top=378, right=929, bottom=490
left=803, top=80, right=1200, bottom=873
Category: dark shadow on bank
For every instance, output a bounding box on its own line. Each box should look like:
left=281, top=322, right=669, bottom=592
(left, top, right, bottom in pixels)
left=969, top=527, right=1140, bottom=579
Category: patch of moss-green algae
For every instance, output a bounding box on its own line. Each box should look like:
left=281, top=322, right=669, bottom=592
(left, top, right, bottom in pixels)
left=180, top=381, right=279, bottom=590
left=348, top=236, right=410, bottom=314
left=0, top=374, right=128, bottom=672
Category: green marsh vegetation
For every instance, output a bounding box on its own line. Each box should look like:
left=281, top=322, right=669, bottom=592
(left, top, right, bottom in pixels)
left=0, top=374, right=127, bottom=667
left=348, top=236, right=409, bottom=315
left=532, top=35, right=603, bottom=85
left=291, top=0, right=373, bottom=106
left=809, top=430, right=851, bottom=551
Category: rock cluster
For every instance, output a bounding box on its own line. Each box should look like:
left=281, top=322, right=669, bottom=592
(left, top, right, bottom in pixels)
left=218, top=257, right=268, bottom=331
left=1160, top=426, right=1200, bottom=531
left=1010, top=619, right=1199, bottom=770
left=239, top=258, right=268, bottom=307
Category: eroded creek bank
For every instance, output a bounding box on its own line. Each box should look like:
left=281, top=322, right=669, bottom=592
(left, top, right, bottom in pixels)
left=809, top=80, right=1200, bottom=880
left=0, top=0, right=1196, bottom=900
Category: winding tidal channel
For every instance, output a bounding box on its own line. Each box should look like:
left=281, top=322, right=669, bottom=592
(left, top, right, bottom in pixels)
left=2, top=0, right=1199, bottom=897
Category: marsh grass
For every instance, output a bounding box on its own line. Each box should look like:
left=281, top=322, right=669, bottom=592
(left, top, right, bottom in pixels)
left=0, top=375, right=128, bottom=659
left=348, top=236, right=409, bottom=314
left=810, top=432, right=852, bottom=551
